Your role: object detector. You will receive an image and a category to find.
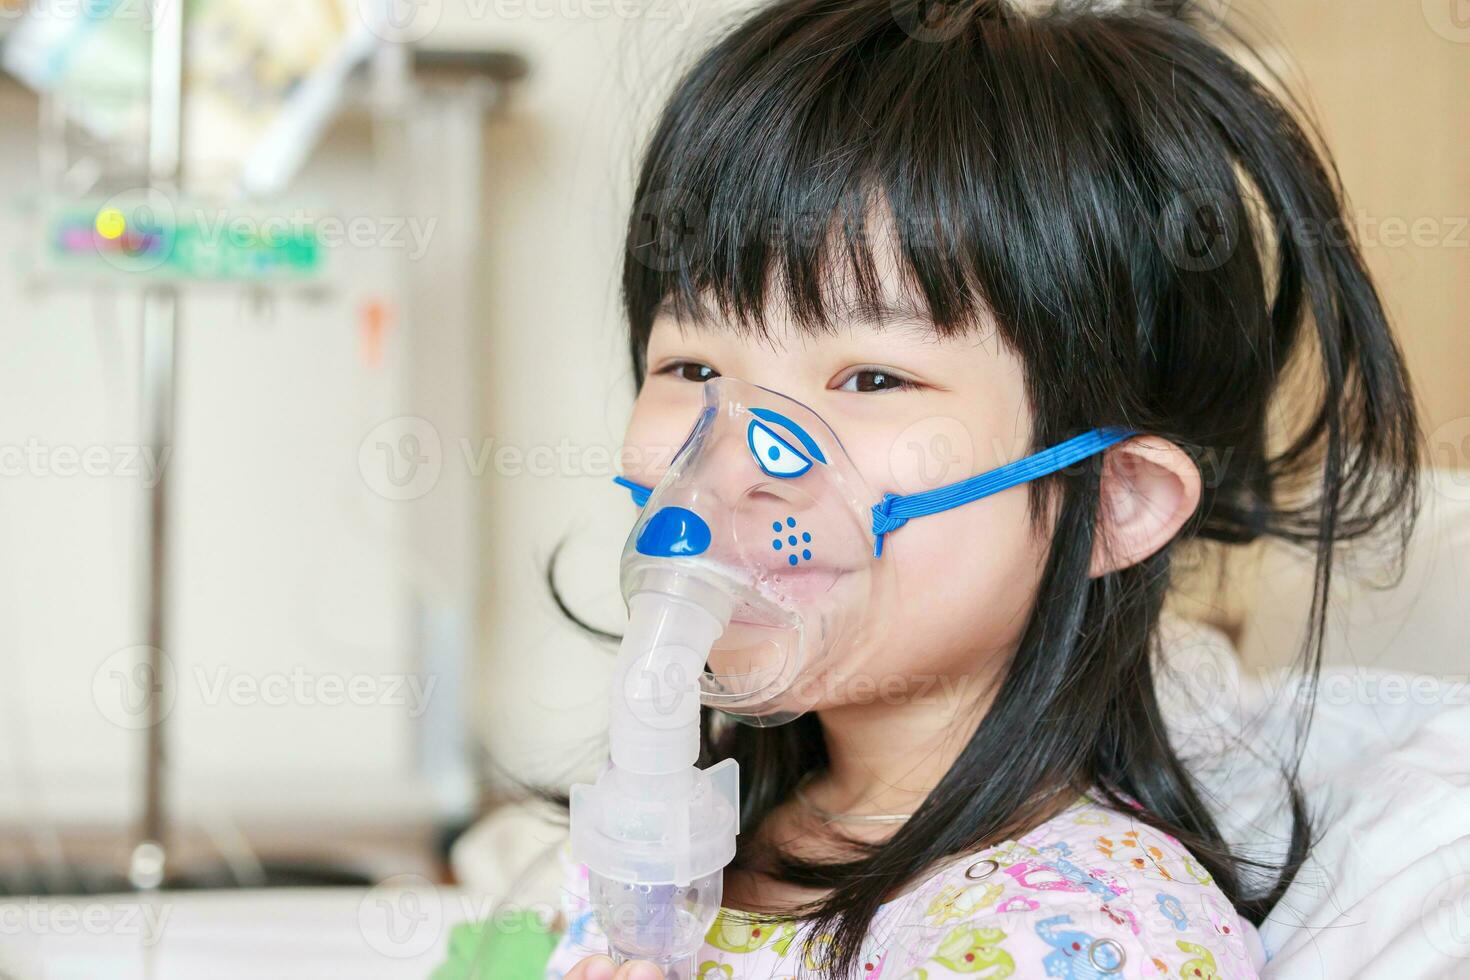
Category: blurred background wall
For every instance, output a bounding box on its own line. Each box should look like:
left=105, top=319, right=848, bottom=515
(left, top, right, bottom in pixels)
left=1265, top=2, right=1469, bottom=447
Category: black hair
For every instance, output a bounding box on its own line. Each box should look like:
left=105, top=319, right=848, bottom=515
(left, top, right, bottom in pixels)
left=559, top=0, right=1420, bottom=975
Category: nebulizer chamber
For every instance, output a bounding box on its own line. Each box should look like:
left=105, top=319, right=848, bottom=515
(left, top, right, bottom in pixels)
left=569, top=569, right=737, bottom=978
left=570, top=379, right=882, bottom=977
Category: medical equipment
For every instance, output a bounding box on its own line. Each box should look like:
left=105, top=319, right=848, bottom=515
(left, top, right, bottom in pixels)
left=3, top=0, right=525, bottom=894
left=570, top=378, right=1130, bottom=976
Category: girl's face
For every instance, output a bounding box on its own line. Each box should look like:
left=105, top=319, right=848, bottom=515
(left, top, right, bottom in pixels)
left=622, top=303, right=1052, bottom=711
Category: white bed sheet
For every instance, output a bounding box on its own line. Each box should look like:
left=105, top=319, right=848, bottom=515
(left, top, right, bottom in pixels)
left=0, top=883, right=472, bottom=980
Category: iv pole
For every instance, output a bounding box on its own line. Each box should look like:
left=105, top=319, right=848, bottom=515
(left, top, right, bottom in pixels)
left=129, top=0, right=183, bottom=892
left=7, top=0, right=526, bottom=894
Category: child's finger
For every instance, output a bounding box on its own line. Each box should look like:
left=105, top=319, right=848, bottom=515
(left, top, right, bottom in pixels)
left=565, top=954, right=616, bottom=980
left=612, top=961, right=665, bottom=980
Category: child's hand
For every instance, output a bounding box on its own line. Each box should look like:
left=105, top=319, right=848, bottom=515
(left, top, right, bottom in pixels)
left=563, top=954, right=665, bottom=980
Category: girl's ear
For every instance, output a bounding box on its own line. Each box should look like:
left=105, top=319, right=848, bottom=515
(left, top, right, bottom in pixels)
left=1090, top=436, right=1201, bottom=578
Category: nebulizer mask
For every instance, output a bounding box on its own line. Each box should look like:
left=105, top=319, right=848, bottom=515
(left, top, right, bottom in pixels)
left=570, top=378, right=1130, bottom=977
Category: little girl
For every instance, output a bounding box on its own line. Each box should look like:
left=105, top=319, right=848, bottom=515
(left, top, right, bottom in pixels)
left=548, top=1, right=1420, bottom=977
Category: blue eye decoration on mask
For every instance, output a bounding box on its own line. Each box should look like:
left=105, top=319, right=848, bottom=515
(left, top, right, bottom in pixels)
left=747, top=419, right=817, bottom=478
left=747, top=419, right=811, bottom=478
left=749, top=408, right=827, bottom=463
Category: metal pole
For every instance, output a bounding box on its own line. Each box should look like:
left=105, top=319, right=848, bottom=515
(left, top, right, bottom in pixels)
left=129, top=0, right=184, bottom=893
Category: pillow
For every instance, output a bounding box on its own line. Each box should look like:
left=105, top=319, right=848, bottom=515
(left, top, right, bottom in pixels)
left=1157, top=616, right=1470, bottom=974
left=450, top=798, right=568, bottom=911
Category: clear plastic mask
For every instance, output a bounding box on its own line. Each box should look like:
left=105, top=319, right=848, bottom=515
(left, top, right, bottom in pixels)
left=617, top=377, right=1135, bottom=727
left=620, top=378, right=891, bottom=726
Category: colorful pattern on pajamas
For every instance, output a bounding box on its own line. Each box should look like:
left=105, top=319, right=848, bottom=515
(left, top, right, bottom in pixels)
left=545, top=794, right=1266, bottom=978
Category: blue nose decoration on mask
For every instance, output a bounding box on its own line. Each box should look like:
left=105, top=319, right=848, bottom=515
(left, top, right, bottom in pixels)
left=617, top=425, right=1135, bottom=559
left=635, top=505, right=712, bottom=557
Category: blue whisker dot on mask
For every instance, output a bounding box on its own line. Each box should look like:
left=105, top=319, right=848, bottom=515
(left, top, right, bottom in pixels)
left=787, top=554, right=798, bottom=566
left=787, top=535, right=797, bottom=546
left=772, top=538, right=782, bottom=550
left=771, top=521, right=782, bottom=532
left=786, top=517, right=796, bottom=527
left=802, top=549, right=811, bottom=560
left=801, top=531, right=811, bottom=543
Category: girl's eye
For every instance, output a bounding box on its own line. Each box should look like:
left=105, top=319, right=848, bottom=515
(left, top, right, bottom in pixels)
left=658, top=360, right=720, bottom=383
left=835, top=368, right=919, bottom=393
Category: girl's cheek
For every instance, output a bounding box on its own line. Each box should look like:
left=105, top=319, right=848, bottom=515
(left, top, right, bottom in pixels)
left=878, top=481, right=1046, bottom=674
left=847, top=413, right=1045, bottom=671
left=866, top=415, right=982, bottom=500
left=621, top=387, right=701, bottom=486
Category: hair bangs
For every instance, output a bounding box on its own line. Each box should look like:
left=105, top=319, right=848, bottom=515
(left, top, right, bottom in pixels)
left=623, top=6, right=1019, bottom=369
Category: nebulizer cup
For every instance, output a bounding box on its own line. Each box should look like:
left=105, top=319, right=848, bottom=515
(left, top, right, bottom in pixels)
left=570, top=379, right=887, bottom=976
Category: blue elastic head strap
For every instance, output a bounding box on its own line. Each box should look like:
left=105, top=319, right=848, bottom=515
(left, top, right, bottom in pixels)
left=867, top=426, right=1135, bottom=556
left=612, top=474, right=652, bottom=508
left=614, top=426, right=1136, bottom=558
